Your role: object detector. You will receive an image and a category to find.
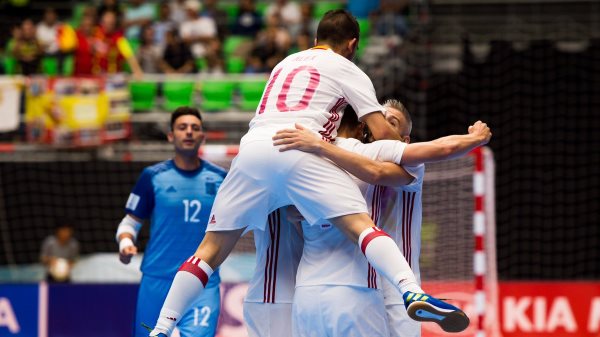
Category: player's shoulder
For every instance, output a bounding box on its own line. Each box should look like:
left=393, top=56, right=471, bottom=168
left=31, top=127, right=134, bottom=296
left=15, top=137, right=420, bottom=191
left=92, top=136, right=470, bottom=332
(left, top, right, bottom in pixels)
left=143, top=160, right=175, bottom=177
left=201, top=160, right=227, bottom=179
left=398, top=164, right=425, bottom=191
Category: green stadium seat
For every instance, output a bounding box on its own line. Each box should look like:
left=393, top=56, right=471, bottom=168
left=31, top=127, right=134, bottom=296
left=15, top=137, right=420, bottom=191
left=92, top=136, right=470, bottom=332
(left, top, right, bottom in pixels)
left=256, top=2, right=268, bottom=17
left=239, top=79, right=267, bottom=112
left=218, top=2, right=239, bottom=25
left=3, top=57, right=17, bottom=75
left=226, top=56, right=245, bottom=74
left=200, top=79, right=236, bottom=112
left=163, top=81, right=195, bottom=112
left=223, top=35, right=252, bottom=59
left=128, top=39, right=141, bottom=54
left=62, top=55, right=74, bottom=76
left=70, top=3, right=87, bottom=27
left=129, top=82, right=158, bottom=112
left=195, top=58, right=208, bottom=72
left=313, top=2, right=344, bottom=19
left=357, top=35, right=369, bottom=59
left=358, top=18, right=371, bottom=37
left=41, top=57, right=59, bottom=76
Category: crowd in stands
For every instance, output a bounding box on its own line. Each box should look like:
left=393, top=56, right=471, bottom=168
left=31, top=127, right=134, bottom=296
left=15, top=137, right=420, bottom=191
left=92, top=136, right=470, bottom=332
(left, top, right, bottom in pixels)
left=2, top=0, right=411, bottom=77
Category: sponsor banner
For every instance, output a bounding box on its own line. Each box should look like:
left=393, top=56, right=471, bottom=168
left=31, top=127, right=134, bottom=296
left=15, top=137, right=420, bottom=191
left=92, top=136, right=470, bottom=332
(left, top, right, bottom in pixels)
left=500, top=282, right=600, bottom=337
left=0, top=284, right=39, bottom=337
left=1, top=281, right=599, bottom=337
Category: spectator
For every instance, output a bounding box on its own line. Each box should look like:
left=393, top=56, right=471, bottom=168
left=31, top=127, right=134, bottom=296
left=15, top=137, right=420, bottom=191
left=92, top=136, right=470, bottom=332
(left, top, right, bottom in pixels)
left=246, top=14, right=290, bottom=73
left=264, top=0, right=301, bottom=38
left=123, top=0, right=156, bottom=41
left=179, top=0, right=221, bottom=72
left=200, top=0, right=229, bottom=42
left=13, top=19, right=42, bottom=75
left=6, top=25, right=22, bottom=55
left=137, top=24, right=162, bottom=73
left=169, top=0, right=187, bottom=23
left=97, top=0, right=123, bottom=24
left=93, top=10, right=143, bottom=77
left=36, top=8, right=60, bottom=57
left=373, top=0, right=409, bottom=36
left=159, top=28, right=195, bottom=74
left=40, top=220, right=79, bottom=283
left=298, top=2, right=317, bottom=37
left=74, top=15, right=96, bottom=75
left=294, top=29, right=312, bottom=53
left=231, top=0, right=262, bottom=38
left=153, top=1, right=175, bottom=48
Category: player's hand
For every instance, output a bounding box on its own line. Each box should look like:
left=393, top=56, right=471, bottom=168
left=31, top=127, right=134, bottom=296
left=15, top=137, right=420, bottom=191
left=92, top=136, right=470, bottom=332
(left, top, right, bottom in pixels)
left=272, top=123, right=323, bottom=153
left=468, top=121, right=492, bottom=145
left=119, top=244, right=138, bottom=265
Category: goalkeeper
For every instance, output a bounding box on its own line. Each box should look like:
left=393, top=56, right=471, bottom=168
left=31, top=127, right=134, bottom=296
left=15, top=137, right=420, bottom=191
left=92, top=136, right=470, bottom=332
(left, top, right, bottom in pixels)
left=116, top=107, right=225, bottom=337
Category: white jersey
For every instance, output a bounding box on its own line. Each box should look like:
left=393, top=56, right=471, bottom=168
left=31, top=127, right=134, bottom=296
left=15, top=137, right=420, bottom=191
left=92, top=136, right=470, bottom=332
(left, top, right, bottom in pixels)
left=295, top=138, right=409, bottom=289
left=245, top=208, right=304, bottom=304
left=381, top=164, right=425, bottom=305
left=246, top=47, right=383, bottom=143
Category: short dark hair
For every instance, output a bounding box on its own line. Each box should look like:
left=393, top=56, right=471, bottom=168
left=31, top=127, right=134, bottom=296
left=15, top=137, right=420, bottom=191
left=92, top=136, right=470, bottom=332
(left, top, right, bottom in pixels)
left=170, top=107, right=203, bottom=129
left=340, top=105, right=361, bottom=130
left=316, top=9, right=360, bottom=48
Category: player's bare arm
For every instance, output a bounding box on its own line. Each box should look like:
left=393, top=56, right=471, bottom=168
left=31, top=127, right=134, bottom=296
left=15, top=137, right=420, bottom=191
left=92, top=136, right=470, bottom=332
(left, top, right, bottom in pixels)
left=400, top=121, right=492, bottom=166
left=273, top=123, right=414, bottom=187
left=361, top=112, right=402, bottom=141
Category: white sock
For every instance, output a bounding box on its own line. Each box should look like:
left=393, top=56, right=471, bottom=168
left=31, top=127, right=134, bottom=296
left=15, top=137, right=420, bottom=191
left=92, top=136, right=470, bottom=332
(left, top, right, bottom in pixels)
left=151, top=256, right=213, bottom=336
left=358, top=227, right=424, bottom=295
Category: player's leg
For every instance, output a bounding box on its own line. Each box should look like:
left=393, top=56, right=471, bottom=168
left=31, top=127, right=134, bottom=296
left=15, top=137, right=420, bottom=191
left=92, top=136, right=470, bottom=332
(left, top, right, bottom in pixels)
left=329, top=213, right=423, bottom=295
left=177, top=284, right=221, bottom=337
left=386, top=303, right=421, bottom=337
left=134, top=275, right=171, bottom=337
left=330, top=214, right=470, bottom=332
left=151, top=145, right=279, bottom=336
left=150, top=228, right=244, bottom=336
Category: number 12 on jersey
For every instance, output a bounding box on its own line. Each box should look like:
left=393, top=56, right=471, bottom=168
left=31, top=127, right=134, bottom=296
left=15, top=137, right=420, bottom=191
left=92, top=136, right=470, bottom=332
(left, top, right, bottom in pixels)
left=183, top=199, right=201, bottom=223
left=258, top=65, right=321, bottom=114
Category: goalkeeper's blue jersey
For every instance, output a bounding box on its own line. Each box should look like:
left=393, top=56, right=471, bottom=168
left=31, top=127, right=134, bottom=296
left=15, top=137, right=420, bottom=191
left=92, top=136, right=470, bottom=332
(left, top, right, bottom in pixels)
left=125, top=159, right=226, bottom=287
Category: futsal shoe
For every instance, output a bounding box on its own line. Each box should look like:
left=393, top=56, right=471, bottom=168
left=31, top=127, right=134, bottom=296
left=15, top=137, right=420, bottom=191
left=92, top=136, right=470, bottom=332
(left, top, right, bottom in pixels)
left=141, top=323, right=168, bottom=337
left=403, top=291, right=470, bottom=333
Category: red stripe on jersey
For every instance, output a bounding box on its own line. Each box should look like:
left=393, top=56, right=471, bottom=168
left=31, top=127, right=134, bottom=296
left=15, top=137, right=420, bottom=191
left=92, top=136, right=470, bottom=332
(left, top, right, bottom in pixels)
left=319, top=98, right=345, bottom=141
left=270, top=209, right=281, bottom=303
left=263, top=214, right=272, bottom=302
left=178, top=258, right=209, bottom=287
left=408, top=192, right=416, bottom=267
left=360, top=228, right=391, bottom=255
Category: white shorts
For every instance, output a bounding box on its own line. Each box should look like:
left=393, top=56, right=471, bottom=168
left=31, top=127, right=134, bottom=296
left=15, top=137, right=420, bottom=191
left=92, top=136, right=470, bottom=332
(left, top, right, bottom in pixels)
left=386, top=303, right=421, bottom=337
left=292, top=285, right=389, bottom=337
left=208, top=139, right=368, bottom=232
left=243, top=302, right=292, bottom=337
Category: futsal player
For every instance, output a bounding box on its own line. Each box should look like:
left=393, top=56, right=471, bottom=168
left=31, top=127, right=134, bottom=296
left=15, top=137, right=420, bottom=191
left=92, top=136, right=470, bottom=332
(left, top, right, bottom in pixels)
left=149, top=10, right=468, bottom=336
left=275, top=108, right=491, bottom=335
left=117, top=107, right=225, bottom=337
left=243, top=208, right=303, bottom=337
